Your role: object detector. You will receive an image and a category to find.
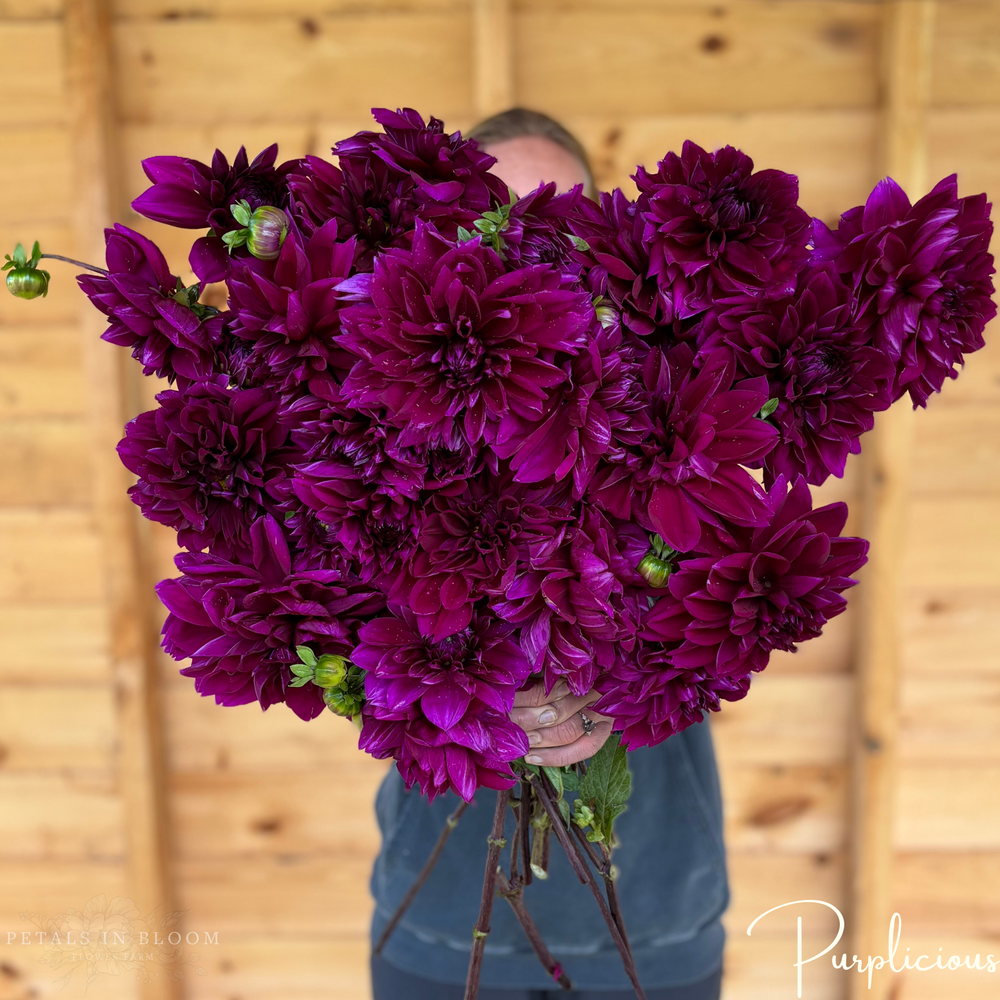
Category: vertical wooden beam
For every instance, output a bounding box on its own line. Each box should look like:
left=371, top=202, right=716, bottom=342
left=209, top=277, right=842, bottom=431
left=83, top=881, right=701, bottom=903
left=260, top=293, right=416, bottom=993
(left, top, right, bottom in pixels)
left=472, top=0, right=515, bottom=120
left=63, top=4, right=180, bottom=999
left=849, top=5, right=934, bottom=999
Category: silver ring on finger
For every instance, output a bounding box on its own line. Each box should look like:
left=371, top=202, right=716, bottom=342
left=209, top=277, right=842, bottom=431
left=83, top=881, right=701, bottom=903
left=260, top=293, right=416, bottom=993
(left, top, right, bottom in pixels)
left=579, top=710, right=596, bottom=736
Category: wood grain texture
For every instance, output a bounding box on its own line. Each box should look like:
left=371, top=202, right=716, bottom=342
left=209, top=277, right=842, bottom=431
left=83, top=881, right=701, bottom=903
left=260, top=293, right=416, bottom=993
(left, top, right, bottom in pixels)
left=849, top=8, right=935, bottom=997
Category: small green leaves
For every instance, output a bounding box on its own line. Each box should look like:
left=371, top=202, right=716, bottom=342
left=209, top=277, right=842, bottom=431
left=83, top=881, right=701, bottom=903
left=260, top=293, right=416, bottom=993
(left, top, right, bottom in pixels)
left=758, top=398, right=780, bottom=421
left=171, top=276, right=219, bottom=321
left=569, top=235, right=591, bottom=252
left=592, top=294, right=619, bottom=330
left=576, top=732, right=632, bottom=845
left=464, top=195, right=516, bottom=259
left=230, top=200, right=253, bottom=228
left=4, top=242, right=50, bottom=299
left=572, top=800, right=595, bottom=829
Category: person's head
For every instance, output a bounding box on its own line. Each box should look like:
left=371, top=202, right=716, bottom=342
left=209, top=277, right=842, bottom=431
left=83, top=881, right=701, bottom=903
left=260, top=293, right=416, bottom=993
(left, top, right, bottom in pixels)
left=468, top=108, right=595, bottom=200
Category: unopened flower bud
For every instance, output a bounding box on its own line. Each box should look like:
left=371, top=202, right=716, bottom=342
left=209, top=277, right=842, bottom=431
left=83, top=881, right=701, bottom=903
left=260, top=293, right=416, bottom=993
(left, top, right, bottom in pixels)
left=323, top=686, right=364, bottom=718
left=313, top=654, right=348, bottom=689
left=637, top=552, right=673, bottom=588
left=3, top=242, right=49, bottom=299
left=247, top=206, right=289, bottom=260
left=595, top=303, right=618, bottom=330
left=6, top=267, right=48, bottom=299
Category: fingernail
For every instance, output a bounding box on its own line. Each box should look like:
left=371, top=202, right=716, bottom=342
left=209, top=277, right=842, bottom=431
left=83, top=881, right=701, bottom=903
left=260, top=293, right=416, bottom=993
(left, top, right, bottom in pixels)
left=537, top=709, right=557, bottom=726
left=528, top=731, right=541, bottom=747
left=525, top=755, right=543, bottom=765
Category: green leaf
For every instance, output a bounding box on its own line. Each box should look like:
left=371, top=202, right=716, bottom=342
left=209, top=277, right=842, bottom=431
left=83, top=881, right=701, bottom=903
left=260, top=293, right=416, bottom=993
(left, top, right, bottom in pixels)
left=456, top=226, right=475, bottom=243
left=578, top=732, right=632, bottom=845
left=295, top=645, right=318, bottom=669
left=288, top=676, right=311, bottom=687
left=289, top=662, right=314, bottom=678
left=230, top=200, right=252, bottom=227
left=557, top=796, right=571, bottom=825
left=758, top=398, right=780, bottom=420
left=473, top=218, right=493, bottom=233
left=569, top=235, right=590, bottom=252
left=542, top=766, right=564, bottom=799
left=29, top=242, right=42, bottom=268
left=222, top=229, right=248, bottom=252
left=561, top=767, right=580, bottom=793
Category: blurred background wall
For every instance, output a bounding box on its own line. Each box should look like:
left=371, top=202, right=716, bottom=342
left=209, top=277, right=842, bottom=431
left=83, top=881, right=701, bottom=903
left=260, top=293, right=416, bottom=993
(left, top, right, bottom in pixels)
left=0, top=1, right=998, bottom=999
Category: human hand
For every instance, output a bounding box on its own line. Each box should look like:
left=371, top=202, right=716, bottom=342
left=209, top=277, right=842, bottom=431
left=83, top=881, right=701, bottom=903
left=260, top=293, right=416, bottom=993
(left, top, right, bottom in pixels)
left=510, top=678, right=615, bottom=767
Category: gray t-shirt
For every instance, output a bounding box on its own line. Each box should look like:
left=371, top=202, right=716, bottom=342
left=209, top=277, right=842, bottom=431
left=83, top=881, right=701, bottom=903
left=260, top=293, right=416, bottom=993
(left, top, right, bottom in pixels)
left=370, top=716, right=728, bottom=990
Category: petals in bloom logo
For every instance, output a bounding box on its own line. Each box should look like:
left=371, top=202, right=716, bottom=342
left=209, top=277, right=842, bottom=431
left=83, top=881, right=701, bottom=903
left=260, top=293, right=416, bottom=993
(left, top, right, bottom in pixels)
left=11, top=896, right=212, bottom=990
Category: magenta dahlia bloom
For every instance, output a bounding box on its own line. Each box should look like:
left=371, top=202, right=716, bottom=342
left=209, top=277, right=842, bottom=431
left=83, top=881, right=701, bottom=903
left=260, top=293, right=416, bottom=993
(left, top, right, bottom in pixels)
left=492, top=322, right=649, bottom=497
left=289, top=108, right=508, bottom=271
left=587, top=346, right=777, bottom=552
left=567, top=188, right=677, bottom=336
left=814, top=175, right=996, bottom=406
left=77, top=224, right=224, bottom=386
left=354, top=609, right=530, bottom=801
left=492, top=505, right=648, bottom=696
left=226, top=220, right=357, bottom=395
left=119, top=376, right=296, bottom=558
left=158, top=516, right=384, bottom=720
left=600, top=477, right=867, bottom=747
left=394, top=477, right=558, bottom=641
left=635, top=142, right=810, bottom=314
left=595, top=648, right=751, bottom=749
left=699, top=265, right=893, bottom=485
left=501, top=181, right=584, bottom=274
left=338, top=222, right=592, bottom=449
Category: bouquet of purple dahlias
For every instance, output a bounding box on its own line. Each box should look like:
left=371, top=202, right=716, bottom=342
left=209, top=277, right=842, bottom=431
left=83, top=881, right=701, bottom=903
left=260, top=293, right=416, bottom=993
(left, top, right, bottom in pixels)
left=10, top=107, right=993, bottom=1000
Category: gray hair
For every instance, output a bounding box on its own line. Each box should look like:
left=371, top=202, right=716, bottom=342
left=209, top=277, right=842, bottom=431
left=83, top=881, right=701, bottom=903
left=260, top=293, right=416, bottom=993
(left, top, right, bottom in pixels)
left=468, top=107, right=596, bottom=198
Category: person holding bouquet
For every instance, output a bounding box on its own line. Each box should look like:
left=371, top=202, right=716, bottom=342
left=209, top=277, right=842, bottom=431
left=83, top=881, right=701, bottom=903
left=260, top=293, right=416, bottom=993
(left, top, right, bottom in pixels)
left=368, top=111, right=728, bottom=1000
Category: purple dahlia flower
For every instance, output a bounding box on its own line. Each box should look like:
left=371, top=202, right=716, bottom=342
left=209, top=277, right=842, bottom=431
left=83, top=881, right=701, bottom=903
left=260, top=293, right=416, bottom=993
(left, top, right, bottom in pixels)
left=338, top=221, right=592, bottom=450
left=119, top=376, right=296, bottom=558
left=158, top=515, right=384, bottom=720
left=635, top=142, right=810, bottom=314
left=226, top=220, right=357, bottom=395
left=492, top=322, right=649, bottom=497
left=354, top=609, right=530, bottom=801
left=595, top=648, right=751, bottom=749
left=814, top=175, right=996, bottom=407
left=394, top=477, right=557, bottom=641
left=599, top=476, right=867, bottom=747
left=288, top=108, right=508, bottom=271
left=587, top=346, right=777, bottom=552
left=77, top=224, right=224, bottom=386
left=132, top=144, right=300, bottom=283
left=567, top=188, right=676, bottom=336
left=501, top=181, right=585, bottom=274
left=492, top=505, right=648, bottom=696
left=698, top=265, right=894, bottom=485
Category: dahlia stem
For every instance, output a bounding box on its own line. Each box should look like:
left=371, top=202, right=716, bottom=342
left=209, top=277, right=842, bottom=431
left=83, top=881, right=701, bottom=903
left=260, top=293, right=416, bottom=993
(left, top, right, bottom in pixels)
left=496, top=868, right=573, bottom=991
left=39, top=253, right=108, bottom=275
left=373, top=799, right=469, bottom=956
left=463, top=790, right=509, bottom=1000
left=530, top=773, right=648, bottom=1000
left=519, top=777, right=533, bottom=886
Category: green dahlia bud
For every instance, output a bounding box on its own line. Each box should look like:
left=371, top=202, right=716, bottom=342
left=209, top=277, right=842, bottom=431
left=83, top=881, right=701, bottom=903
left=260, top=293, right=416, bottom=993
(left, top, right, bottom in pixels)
left=224, top=201, right=289, bottom=260
left=247, top=205, right=289, bottom=260
left=592, top=296, right=618, bottom=330
left=313, top=653, right=348, bottom=689
left=323, top=685, right=364, bottom=718
left=3, top=242, right=49, bottom=299
left=637, top=552, right=673, bottom=588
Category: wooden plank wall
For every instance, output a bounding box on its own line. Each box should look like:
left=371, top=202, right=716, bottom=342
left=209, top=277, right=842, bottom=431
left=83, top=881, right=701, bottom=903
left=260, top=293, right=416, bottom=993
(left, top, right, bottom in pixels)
left=0, top=2, right=997, bottom=999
